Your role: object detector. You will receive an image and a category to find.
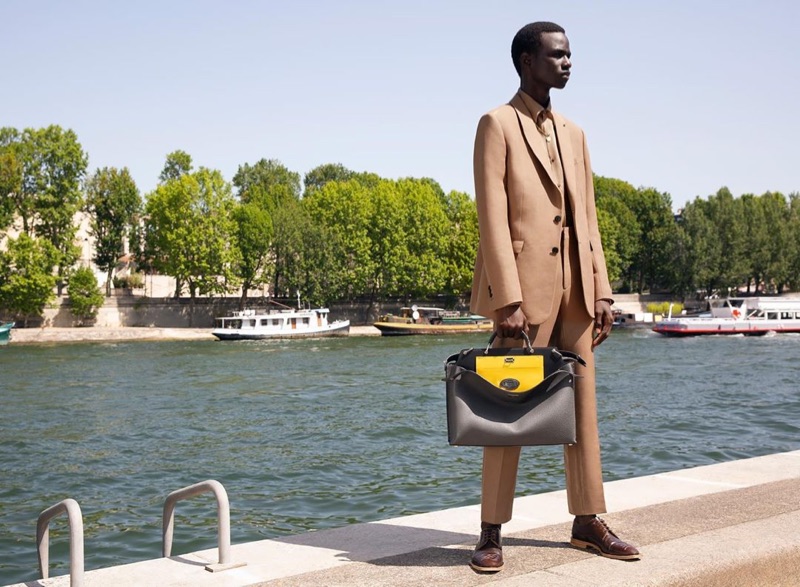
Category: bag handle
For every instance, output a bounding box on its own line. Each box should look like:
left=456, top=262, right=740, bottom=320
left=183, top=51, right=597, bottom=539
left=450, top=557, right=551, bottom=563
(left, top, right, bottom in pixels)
left=484, top=331, right=587, bottom=367
left=485, top=331, right=533, bottom=354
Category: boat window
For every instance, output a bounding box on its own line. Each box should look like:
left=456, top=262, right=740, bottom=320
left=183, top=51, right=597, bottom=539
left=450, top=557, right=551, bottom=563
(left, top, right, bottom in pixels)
left=767, top=312, right=779, bottom=319
left=302, top=318, right=309, bottom=325
left=261, top=319, right=269, bottom=326
left=729, top=299, right=744, bottom=308
left=781, top=312, right=793, bottom=319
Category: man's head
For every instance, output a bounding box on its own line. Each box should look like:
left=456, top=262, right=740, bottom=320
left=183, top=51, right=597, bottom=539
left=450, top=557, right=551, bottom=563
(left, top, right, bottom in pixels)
left=512, top=22, right=572, bottom=98
left=511, top=22, right=566, bottom=75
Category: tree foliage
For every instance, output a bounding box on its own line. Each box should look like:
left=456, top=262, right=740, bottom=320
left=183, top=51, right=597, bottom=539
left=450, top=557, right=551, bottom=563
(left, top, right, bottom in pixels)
left=68, top=266, right=105, bottom=323
left=232, top=201, right=273, bottom=308
left=0, top=126, right=88, bottom=290
left=233, top=158, right=301, bottom=213
left=85, top=167, right=142, bottom=295
left=159, top=150, right=193, bottom=183
left=0, top=233, right=58, bottom=322
left=145, top=166, right=238, bottom=308
left=441, top=190, right=479, bottom=295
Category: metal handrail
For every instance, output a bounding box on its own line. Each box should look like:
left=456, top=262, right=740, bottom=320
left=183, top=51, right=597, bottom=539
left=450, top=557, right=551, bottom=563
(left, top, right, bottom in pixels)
left=37, top=498, right=84, bottom=586
left=162, top=479, right=243, bottom=572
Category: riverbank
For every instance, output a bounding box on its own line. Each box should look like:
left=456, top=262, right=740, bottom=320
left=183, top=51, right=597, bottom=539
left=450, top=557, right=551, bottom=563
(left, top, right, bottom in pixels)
left=7, top=451, right=799, bottom=587
left=7, top=325, right=382, bottom=344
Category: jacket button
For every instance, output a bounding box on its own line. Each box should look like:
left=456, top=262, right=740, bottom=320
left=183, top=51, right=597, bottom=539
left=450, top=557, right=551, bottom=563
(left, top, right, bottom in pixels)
left=554, top=215, right=562, bottom=224
left=551, top=246, right=559, bottom=255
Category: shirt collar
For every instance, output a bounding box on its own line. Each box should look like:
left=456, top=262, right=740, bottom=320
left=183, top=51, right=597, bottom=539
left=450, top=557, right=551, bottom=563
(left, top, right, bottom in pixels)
left=517, top=90, right=553, bottom=125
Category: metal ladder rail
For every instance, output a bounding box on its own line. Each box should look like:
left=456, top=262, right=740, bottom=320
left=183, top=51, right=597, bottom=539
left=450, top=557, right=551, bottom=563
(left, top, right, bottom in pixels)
left=36, top=498, right=84, bottom=586
left=162, top=479, right=245, bottom=572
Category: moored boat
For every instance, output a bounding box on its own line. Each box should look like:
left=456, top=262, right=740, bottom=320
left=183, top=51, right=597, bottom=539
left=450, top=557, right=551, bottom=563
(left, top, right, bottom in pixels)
left=652, top=297, right=800, bottom=337
left=0, top=322, right=13, bottom=345
left=373, top=306, right=493, bottom=336
left=212, top=304, right=349, bottom=340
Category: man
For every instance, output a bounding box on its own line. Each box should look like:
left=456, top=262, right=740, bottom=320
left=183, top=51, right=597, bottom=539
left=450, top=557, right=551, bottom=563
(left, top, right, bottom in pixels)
left=468, top=21, right=640, bottom=572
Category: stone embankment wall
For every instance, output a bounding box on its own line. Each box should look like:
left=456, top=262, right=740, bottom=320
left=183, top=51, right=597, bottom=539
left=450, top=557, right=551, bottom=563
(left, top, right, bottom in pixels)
left=31, top=296, right=447, bottom=328
left=17, top=293, right=666, bottom=329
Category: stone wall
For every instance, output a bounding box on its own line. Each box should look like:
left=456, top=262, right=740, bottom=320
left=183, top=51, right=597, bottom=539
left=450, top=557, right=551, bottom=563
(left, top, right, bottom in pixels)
left=32, top=296, right=428, bottom=328
left=19, top=294, right=668, bottom=329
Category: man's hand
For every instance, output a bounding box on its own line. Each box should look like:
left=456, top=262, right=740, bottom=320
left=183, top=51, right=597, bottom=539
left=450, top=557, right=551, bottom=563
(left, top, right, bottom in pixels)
left=495, top=303, right=528, bottom=339
left=592, top=300, right=614, bottom=349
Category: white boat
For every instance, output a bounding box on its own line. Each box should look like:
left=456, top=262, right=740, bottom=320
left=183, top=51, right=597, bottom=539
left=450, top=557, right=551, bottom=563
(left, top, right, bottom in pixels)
left=652, top=297, right=800, bottom=337
left=212, top=304, right=350, bottom=340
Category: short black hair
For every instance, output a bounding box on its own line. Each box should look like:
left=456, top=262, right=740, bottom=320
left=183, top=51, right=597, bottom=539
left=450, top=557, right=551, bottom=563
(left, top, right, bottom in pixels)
left=511, top=21, right=566, bottom=75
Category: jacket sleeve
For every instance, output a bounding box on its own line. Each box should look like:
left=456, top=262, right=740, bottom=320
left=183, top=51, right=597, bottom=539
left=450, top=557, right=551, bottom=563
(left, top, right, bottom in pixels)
left=581, top=129, right=614, bottom=303
left=474, top=112, right=523, bottom=311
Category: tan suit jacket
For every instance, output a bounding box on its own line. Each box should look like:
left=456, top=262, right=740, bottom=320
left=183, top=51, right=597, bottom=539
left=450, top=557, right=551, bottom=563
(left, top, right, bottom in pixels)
left=470, top=91, right=612, bottom=324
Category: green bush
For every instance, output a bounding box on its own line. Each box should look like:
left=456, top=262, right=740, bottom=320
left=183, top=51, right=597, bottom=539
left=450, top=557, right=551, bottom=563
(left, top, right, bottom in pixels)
left=646, top=301, right=683, bottom=315
left=69, top=267, right=105, bottom=324
left=127, top=272, right=144, bottom=289
left=112, top=273, right=144, bottom=289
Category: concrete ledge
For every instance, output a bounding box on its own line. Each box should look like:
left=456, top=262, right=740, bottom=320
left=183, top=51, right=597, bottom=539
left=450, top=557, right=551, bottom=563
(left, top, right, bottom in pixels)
left=8, top=451, right=800, bottom=587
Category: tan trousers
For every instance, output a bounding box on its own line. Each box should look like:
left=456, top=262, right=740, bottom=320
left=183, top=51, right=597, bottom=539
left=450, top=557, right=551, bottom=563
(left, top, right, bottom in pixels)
left=481, top=227, right=607, bottom=523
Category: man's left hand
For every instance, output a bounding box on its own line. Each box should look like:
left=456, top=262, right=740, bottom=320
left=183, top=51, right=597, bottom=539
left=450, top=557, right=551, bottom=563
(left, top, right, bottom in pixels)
left=592, top=300, right=614, bottom=349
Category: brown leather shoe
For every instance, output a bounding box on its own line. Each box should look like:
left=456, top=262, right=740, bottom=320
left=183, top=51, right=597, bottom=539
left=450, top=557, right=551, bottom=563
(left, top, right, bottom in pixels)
left=470, top=522, right=503, bottom=572
left=570, top=516, right=640, bottom=560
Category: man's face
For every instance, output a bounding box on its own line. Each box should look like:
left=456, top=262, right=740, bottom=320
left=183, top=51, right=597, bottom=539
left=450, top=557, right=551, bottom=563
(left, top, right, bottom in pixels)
left=523, top=32, right=572, bottom=90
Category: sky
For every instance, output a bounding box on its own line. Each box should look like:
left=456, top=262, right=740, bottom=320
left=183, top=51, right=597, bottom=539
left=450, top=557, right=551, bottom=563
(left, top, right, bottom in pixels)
left=2, top=0, right=798, bottom=210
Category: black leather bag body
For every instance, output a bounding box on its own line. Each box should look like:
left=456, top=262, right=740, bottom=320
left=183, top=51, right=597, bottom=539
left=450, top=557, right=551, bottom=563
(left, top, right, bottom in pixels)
left=444, top=333, right=585, bottom=447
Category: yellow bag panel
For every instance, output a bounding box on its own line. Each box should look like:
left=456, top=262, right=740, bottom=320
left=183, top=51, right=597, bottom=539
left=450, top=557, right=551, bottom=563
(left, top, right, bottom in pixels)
left=475, top=355, right=544, bottom=392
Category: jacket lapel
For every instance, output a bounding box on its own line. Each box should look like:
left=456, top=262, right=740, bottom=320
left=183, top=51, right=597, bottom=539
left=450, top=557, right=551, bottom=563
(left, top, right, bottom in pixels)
left=510, top=93, right=560, bottom=191
left=552, top=111, right=581, bottom=215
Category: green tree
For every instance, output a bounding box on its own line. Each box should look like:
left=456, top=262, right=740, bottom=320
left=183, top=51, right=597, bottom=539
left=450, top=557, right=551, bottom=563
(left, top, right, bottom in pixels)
left=758, top=192, right=792, bottom=293
left=303, top=163, right=355, bottom=196
left=145, top=168, right=238, bottom=320
left=620, top=187, right=677, bottom=293
left=1, top=126, right=88, bottom=292
left=788, top=193, right=800, bottom=291
left=233, top=159, right=301, bottom=213
left=302, top=178, right=375, bottom=299
left=0, top=149, right=21, bottom=230
left=0, top=233, right=58, bottom=325
left=271, top=199, right=336, bottom=305
left=68, top=266, right=105, bottom=324
left=159, top=150, right=193, bottom=183
left=85, top=167, right=142, bottom=295
left=739, top=193, right=769, bottom=294
left=593, top=175, right=641, bottom=291
left=595, top=207, right=622, bottom=284
left=389, top=178, right=449, bottom=298
left=441, top=190, right=479, bottom=296
left=706, top=187, right=747, bottom=294
left=232, top=201, right=273, bottom=308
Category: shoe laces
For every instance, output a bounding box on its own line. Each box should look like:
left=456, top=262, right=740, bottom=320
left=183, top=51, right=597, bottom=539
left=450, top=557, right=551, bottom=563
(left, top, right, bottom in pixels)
left=595, top=517, right=619, bottom=539
left=478, top=524, right=501, bottom=549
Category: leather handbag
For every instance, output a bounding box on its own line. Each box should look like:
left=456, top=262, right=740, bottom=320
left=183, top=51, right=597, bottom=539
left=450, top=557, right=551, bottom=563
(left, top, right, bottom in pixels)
left=444, top=333, right=585, bottom=447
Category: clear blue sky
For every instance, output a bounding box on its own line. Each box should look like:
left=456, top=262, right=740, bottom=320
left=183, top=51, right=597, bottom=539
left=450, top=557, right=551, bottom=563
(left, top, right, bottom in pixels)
left=3, top=0, right=798, bottom=209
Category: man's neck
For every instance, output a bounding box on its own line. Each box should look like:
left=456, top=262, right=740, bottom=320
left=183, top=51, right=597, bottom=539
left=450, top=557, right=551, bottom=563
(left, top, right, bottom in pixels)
left=520, top=81, right=550, bottom=109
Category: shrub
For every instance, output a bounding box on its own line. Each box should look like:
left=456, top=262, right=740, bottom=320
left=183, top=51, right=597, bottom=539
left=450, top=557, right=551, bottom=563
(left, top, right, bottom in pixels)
left=113, top=273, right=144, bottom=289
left=646, top=301, right=683, bottom=315
left=69, top=267, right=105, bottom=324
left=127, top=272, right=144, bottom=289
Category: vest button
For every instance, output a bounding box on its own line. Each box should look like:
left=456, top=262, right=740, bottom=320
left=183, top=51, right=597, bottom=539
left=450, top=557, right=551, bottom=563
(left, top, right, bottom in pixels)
left=554, top=215, right=562, bottom=224
left=551, top=246, right=559, bottom=255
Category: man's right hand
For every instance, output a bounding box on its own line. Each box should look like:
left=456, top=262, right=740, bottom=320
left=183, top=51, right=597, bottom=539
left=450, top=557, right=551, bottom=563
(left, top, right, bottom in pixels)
left=494, top=303, right=528, bottom=339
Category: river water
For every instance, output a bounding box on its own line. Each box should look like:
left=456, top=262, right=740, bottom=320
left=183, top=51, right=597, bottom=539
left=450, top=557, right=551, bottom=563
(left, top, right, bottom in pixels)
left=1, top=330, right=799, bottom=584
